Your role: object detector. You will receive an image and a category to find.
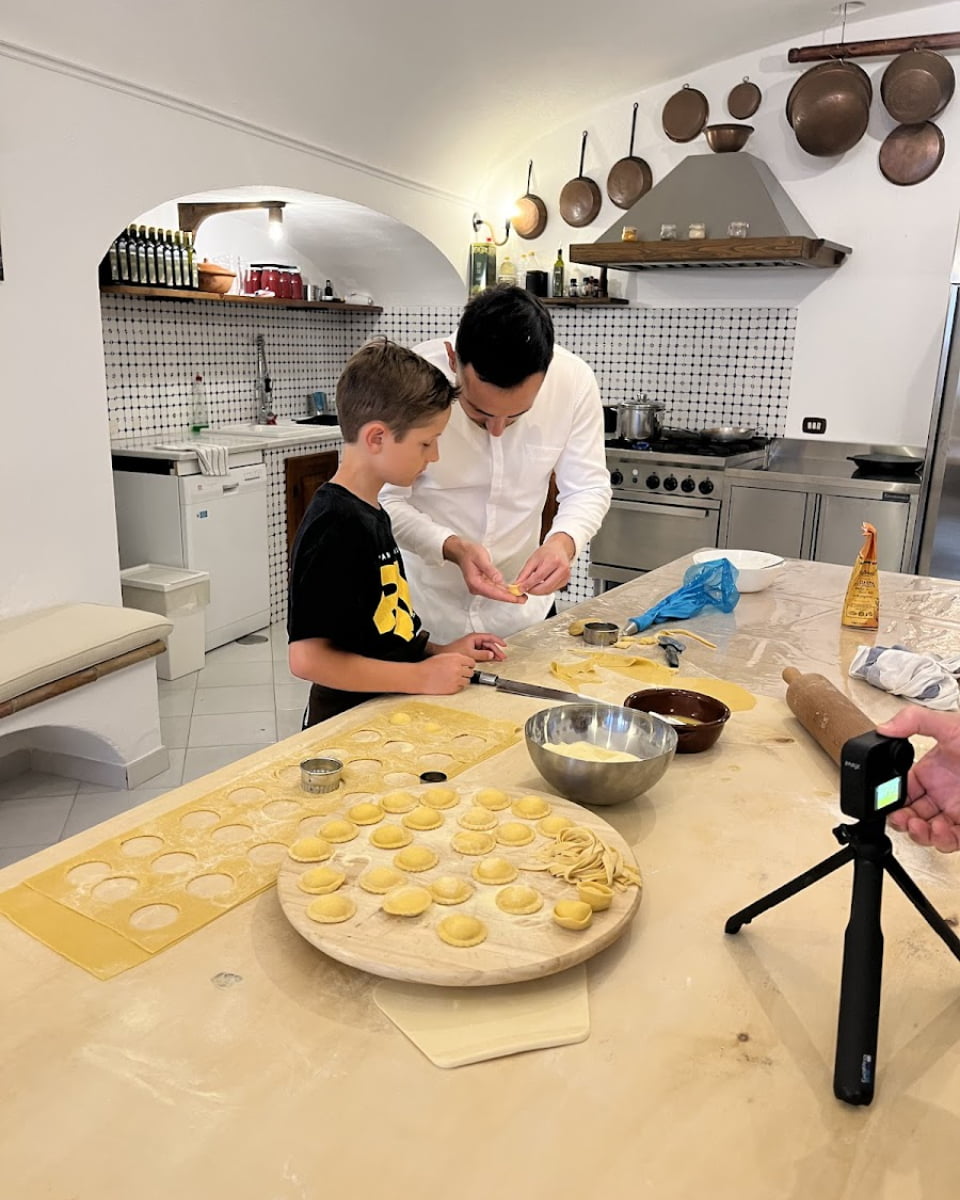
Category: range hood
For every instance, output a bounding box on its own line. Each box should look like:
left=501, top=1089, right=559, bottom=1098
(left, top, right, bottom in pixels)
left=570, top=152, right=850, bottom=270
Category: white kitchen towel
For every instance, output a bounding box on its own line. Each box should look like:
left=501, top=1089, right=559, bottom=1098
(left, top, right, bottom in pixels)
left=192, top=443, right=230, bottom=476
left=849, top=644, right=960, bottom=710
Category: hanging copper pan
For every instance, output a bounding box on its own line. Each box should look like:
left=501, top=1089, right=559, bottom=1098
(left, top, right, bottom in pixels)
left=879, top=122, right=945, bottom=186
left=881, top=48, right=955, bottom=124
left=727, top=77, right=761, bottom=120
left=559, top=131, right=602, bottom=227
left=513, top=160, right=547, bottom=240
left=607, top=102, right=653, bottom=209
left=662, top=84, right=709, bottom=142
left=787, top=60, right=872, bottom=157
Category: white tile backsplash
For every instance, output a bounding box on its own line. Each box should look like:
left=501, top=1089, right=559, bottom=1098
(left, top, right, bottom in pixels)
left=102, top=296, right=795, bottom=619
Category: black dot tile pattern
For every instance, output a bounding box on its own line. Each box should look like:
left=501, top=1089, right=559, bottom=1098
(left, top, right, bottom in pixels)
left=100, top=298, right=795, bottom=618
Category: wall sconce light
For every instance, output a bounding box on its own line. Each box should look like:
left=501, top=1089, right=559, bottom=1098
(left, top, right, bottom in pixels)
left=472, top=211, right=511, bottom=246
left=177, top=199, right=288, bottom=240
left=268, top=204, right=284, bottom=242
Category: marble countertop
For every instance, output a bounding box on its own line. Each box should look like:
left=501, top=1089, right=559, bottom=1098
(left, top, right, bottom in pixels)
left=111, top=422, right=341, bottom=464
left=2, top=557, right=960, bottom=1198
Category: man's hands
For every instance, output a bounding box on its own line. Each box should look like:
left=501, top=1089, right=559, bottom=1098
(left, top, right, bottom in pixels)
left=443, top=536, right=526, bottom=604
left=443, top=533, right=575, bottom=603
left=877, top=706, right=960, bottom=854
left=513, top=533, right=576, bottom=596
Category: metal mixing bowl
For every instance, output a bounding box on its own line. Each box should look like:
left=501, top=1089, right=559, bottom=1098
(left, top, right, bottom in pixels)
left=524, top=703, right=676, bottom=806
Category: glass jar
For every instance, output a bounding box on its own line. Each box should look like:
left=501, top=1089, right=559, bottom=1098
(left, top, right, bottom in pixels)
left=277, top=267, right=293, bottom=299
left=688, top=223, right=707, bottom=240
left=243, top=264, right=263, bottom=295
left=289, top=267, right=303, bottom=300
left=260, top=265, right=280, bottom=295
left=621, top=226, right=638, bottom=242
left=728, top=221, right=750, bottom=238
left=659, top=223, right=677, bottom=240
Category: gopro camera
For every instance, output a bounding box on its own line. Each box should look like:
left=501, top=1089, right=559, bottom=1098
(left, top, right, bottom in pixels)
left=839, top=731, right=914, bottom=821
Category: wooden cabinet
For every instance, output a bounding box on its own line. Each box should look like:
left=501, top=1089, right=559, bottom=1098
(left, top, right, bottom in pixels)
left=285, top=450, right=339, bottom=563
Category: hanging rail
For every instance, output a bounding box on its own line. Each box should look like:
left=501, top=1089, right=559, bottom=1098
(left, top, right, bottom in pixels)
left=788, top=31, right=960, bottom=64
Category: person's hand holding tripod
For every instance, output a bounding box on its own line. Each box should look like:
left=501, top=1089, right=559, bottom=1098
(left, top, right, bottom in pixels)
left=876, top=706, right=960, bottom=853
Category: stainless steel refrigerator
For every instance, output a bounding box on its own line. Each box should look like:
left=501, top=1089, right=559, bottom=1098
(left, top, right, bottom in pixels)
left=918, top=258, right=960, bottom=580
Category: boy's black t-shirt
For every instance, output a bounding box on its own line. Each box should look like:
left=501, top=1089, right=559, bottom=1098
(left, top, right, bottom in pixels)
left=287, top=482, right=427, bottom=665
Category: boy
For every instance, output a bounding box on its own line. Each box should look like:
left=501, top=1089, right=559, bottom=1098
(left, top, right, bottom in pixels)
left=288, top=339, right=506, bottom=727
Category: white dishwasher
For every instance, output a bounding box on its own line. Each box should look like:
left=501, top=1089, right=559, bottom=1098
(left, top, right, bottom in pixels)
left=113, top=464, right=270, bottom=650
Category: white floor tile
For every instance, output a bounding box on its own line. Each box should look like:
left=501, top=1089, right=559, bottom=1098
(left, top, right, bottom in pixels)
left=140, top=749, right=187, bottom=791
left=274, top=678, right=310, bottom=709
left=159, top=689, right=195, bottom=718
left=161, top=715, right=191, bottom=749
left=189, top=711, right=277, bottom=748
left=204, top=635, right=273, bottom=665
left=0, top=771, right=79, bottom=802
left=193, top=684, right=276, bottom=715
left=0, top=795, right=74, bottom=847
left=61, top=788, right=170, bottom=839
left=196, top=660, right=274, bottom=689
left=0, top=843, right=52, bottom=869
left=182, top=745, right=271, bottom=783
left=157, top=673, right=199, bottom=695
left=277, top=707, right=305, bottom=739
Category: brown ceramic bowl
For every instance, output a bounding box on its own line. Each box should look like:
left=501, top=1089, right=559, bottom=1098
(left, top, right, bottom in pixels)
left=197, top=262, right=236, bottom=294
left=623, top=688, right=731, bottom=754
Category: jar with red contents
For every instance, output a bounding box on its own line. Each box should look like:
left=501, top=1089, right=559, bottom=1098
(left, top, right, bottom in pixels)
left=243, top=264, right=264, bottom=295
left=260, top=265, right=280, bottom=295
left=289, top=267, right=303, bottom=300
left=277, top=267, right=293, bottom=299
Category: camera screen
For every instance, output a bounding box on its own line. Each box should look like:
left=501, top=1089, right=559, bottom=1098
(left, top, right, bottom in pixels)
left=874, top=776, right=903, bottom=812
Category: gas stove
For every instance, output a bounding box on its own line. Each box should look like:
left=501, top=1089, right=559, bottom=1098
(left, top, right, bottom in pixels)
left=605, top=430, right=769, bottom=500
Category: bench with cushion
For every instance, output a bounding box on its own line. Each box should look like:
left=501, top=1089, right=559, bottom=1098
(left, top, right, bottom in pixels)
left=0, top=604, right=173, bottom=789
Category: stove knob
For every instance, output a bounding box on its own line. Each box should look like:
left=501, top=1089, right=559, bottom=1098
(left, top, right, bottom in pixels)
left=698, top=478, right=715, bottom=495
left=663, top=475, right=678, bottom=492
left=681, top=476, right=696, bottom=493
left=610, top=469, right=623, bottom=486
left=645, top=473, right=660, bottom=489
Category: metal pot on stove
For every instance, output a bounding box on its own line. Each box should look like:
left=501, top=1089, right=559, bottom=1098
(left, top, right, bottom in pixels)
left=617, top=395, right=665, bottom=442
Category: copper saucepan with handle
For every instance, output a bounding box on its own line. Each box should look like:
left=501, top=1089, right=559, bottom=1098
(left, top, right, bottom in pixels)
left=513, top=159, right=548, bottom=240
left=560, top=131, right=602, bottom=227
left=607, top=102, right=652, bottom=210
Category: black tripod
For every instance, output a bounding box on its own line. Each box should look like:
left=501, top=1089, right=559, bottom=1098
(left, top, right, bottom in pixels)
left=726, top=805, right=960, bottom=1106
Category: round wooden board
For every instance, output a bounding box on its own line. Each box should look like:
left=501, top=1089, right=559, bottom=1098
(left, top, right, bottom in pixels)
left=277, top=785, right=642, bottom=987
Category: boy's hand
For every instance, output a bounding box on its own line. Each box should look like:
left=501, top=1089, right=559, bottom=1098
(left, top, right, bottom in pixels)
left=441, top=633, right=508, bottom=663
left=443, top=536, right=527, bottom=605
left=416, top=653, right=477, bottom=695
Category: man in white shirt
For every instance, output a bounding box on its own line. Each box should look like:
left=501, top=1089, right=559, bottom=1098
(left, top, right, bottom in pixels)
left=380, top=286, right=611, bottom=645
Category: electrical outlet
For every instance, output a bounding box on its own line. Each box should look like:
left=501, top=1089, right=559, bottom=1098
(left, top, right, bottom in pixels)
left=802, top=417, right=827, bottom=435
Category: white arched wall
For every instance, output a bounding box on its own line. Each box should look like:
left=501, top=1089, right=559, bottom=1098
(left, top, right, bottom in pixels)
left=0, top=51, right=473, bottom=623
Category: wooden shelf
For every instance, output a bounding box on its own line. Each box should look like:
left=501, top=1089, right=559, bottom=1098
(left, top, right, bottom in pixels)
left=570, top=237, right=850, bottom=270
left=541, top=297, right=629, bottom=307
left=100, top=285, right=383, bottom=313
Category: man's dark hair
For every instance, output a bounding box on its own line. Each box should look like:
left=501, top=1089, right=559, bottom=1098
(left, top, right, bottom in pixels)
left=336, top=338, right=457, bottom=442
left=455, top=285, right=555, bottom=389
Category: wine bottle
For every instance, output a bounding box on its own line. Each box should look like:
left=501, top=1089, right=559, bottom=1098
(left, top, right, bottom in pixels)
left=169, top=231, right=183, bottom=288
left=184, top=232, right=199, bottom=289
left=552, top=248, right=565, bottom=299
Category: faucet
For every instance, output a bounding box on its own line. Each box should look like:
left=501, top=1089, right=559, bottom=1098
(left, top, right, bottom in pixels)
left=255, top=334, right=276, bottom=424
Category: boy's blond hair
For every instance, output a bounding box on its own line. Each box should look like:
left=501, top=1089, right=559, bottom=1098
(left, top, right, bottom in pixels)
left=335, top=338, right=457, bottom=442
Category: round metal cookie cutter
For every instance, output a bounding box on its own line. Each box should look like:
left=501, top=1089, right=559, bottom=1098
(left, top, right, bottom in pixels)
left=582, top=621, right=621, bottom=646
left=300, top=757, right=343, bottom=794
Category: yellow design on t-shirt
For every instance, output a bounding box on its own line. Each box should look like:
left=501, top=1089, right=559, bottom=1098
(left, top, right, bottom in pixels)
left=374, top=561, right=415, bottom=641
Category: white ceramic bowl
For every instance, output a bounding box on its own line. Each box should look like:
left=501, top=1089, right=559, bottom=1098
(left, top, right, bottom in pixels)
left=692, top=549, right=784, bottom=593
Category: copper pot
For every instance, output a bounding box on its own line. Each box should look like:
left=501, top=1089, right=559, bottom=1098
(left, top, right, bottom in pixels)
left=703, top=123, right=754, bottom=153
left=787, top=60, right=872, bottom=158
left=559, top=131, right=601, bottom=228
left=881, top=48, right=955, bottom=124
left=513, top=160, right=547, bottom=240
left=607, top=102, right=652, bottom=209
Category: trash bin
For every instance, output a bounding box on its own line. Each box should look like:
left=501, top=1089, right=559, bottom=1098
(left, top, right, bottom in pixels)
left=119, top=564, right=211, bottom=680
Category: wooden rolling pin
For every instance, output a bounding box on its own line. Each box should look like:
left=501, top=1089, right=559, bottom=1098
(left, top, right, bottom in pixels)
left=782, top=667, right=874, bottom=766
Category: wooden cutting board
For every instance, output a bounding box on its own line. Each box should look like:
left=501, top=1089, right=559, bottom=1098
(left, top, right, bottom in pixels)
left=277, top=785, right=642, bottom=986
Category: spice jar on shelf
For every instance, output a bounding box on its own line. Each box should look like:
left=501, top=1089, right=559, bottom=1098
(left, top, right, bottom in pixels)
left=621, top=226, right=638, bottom=242
left=688, top=223, right=707, bottom=240
left=727, top=221, right=750, bottom=238
left=659, top=223, right=677, bottom=240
